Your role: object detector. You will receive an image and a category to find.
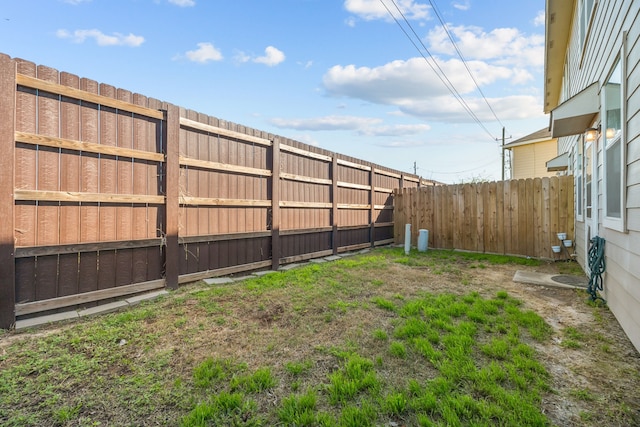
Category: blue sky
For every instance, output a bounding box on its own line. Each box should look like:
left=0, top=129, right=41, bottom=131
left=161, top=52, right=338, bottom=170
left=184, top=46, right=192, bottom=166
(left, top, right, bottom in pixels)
left=1, top=0, right=547, bottom=183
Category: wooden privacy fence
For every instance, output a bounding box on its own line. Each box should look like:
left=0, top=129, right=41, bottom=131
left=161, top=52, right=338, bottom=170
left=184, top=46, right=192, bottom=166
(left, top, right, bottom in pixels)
left=0, top=54, right=434, bottom=328
left=394, top=176, right=575, bottom=259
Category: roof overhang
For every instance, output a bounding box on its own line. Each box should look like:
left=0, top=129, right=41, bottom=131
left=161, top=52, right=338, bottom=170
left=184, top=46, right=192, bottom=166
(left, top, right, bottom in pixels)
left=544, top=0, right=576, bottom=113
left=546, top=152, right=569, bottom=172
left=549, top=82, right=599, bottom=138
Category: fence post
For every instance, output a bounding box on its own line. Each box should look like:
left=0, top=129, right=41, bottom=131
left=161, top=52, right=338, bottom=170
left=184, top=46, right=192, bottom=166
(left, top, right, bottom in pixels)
left=369, top=166, right=375, bottom=247
left=271, top=137, right=281, bottom=270
left=0, top=55, right=15, bottom=329
left=331, top=155, right=339, bottom=255
left=163, top=103, right=180, bottom=289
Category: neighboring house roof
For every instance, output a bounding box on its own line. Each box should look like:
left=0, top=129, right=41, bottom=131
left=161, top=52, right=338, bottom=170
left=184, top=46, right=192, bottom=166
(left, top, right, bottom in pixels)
left=503, top=128, right=553, bottom=149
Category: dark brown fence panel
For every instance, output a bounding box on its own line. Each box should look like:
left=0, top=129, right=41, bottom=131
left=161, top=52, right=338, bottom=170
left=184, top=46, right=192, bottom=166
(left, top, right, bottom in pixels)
left=394, top=176, right=574, bottom=259
left=0, top=54, right=434, bottom=327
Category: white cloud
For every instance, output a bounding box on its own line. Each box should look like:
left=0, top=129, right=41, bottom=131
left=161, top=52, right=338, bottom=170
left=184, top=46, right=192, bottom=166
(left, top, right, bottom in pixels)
left=235, top=46, right=285, bottom=66
left=321, top=54, right=545, bottom=123
left=269, top=115, right=381, bottom=131
left=62, top=0, right=91, bottom=4
left=323, top=57, right=511, bottom=105
left=168, top=0, right=195, bottom=6
left=452, top=1, right=470, bottom=11
left=56, top=29, right=144, bottom=46
left=533, top=10, right=545, bottom=26
left=375, top=139, right=426, bottom=147
left=344, top=0, right=430, bottom=21
left=399, top=94, right=544, bottom=122
left=426, top=25, right=544, bottom=68
left=358, top=123, right=431, bottom=136
left=254, top=46, right=285, bottom=66
left=184, top=42, right=223, bottom=63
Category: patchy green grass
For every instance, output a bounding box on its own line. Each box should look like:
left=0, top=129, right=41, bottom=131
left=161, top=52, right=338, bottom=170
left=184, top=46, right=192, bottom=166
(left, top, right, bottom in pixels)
left=0, top=247, right=637, bottom=426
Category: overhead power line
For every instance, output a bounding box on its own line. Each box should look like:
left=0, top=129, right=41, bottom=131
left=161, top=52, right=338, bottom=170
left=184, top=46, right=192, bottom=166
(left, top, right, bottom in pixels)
left=427, top=0, right=505, bottom=128
left=379, top=0, right=499, bottom=141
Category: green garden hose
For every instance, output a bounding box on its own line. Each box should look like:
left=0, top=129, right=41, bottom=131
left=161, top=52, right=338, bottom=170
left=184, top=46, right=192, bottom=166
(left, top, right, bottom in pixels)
left=587, top=236, right=606, bottom=303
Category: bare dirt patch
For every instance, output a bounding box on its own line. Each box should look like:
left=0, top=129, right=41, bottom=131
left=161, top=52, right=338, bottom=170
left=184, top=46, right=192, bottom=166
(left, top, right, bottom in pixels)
left=1, top=251, right=639, bottom=426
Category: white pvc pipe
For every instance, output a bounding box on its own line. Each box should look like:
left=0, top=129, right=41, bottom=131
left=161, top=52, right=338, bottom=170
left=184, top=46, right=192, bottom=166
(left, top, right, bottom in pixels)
left=404, top=224, right=411, bottom=254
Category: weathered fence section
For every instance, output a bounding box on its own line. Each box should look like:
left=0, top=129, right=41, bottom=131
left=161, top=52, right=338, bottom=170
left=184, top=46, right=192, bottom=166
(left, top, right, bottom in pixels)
left=0, top=54, right=431, bottom=327
left=394, top=176, right=574, bottom=259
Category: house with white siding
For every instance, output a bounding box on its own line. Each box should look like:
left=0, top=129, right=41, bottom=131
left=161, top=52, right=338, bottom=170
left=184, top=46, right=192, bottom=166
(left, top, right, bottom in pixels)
left=503, top=128, right=560, bottom=179
left=544, top=0, right=640, bottom=351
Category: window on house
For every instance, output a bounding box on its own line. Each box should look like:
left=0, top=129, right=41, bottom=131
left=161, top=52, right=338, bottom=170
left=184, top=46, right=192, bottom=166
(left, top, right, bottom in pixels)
left=579, top=0, right=596, bottom=53
left=603, top=59, right=624, bottom=229
left=575, top=137, right=584, bottom=221
left=585, top=139, right=592, bottom=220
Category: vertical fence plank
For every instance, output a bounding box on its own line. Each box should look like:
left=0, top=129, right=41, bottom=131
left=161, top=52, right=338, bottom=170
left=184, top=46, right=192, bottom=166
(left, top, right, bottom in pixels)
left=164, top=103, right=180, bottom=289
left=97, top=84, right=118, bottom=291
left=58, top=72, right=81, bottom=297
left=14, top=59, right=37, bottom=305
left=549, top=176, right=560, bottom=252
left=532, top=178, right=542, bottom=257
left=131, top=93, right=150, bottom=282
left=524, top=178, right=534, bottom=257
left=369, top=166, right=375, bottom=247
left=541, top=177, right=552, bottom=259
left=116, top=88, right=134, bottom=288
left=476, top=183, right=485, bottom=253
left=77, top=78, right=100, bottom=295
left=35, top=65, right=60, bottom=300
left=271, top=137, right=281, bottom=269
left=0, top=55, right=15, bottom=328
left=503, top=181, right=512, bottom=255
left=332, top=156, right=338, bottom=254
left=516, top=179, right=527, bottom=256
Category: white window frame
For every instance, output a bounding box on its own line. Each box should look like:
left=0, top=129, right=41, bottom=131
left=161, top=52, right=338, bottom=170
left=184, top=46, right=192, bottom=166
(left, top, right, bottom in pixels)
left=578, top=0, right=597, bottom=66
left=602, top=52, right=626, bottom=232
left=575, top=136, right=584, bottom=222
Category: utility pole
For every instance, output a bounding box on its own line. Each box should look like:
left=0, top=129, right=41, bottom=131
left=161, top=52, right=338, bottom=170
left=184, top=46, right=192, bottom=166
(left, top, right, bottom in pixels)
left=413, top=161, right=417, bottom=175
left=501, top=127, right=505, bottom=181
left=497, top=127, right=512, bottom=181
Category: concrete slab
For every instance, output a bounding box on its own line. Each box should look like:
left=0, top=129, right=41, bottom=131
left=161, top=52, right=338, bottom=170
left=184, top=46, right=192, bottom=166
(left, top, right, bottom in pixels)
left=324, top=255, right=342, bottom=262
left=253, top=270, right=278, bottom=277
left=339, top=252, right=355, bottom=257
left=78, top=301, right=129, bottom=317
left=513, top=270, right=587, bottom=289
left=279, top=263, right=302, bottom=271
left=358, top=249, right=371, bottom=254
left=15, top=311, right=79, bottom=330
left=309, top=258, right=327, bottom=264
left=126, top=290, right=169, bottom=306
left=203, top=277, right=234, bottom=285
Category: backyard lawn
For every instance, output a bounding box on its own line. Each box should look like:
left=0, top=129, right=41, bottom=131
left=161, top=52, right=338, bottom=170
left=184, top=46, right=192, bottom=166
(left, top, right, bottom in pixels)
left=1, top=247, right=639, bottom=426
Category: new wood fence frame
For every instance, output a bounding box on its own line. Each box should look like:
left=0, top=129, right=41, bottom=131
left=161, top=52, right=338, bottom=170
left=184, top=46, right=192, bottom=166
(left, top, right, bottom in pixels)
left=393, top=176, right=575, bottom=259
left=0, top=54, right=434, bottom=328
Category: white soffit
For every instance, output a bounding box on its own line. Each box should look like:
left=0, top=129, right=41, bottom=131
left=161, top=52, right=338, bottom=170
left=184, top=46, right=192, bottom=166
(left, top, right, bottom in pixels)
left=546, top=152, right=569, bottom=171
left=550, top=82, right=599, bottom=138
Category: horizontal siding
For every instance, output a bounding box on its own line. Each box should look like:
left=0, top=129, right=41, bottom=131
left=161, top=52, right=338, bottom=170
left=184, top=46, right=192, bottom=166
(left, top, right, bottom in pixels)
left=574, top=221, right=587, bottom=269
left=511, top=141, right=558, bottom=179
left=605, top=275, right=640, bottom=353
left=557, top=0, right=640, bottom=353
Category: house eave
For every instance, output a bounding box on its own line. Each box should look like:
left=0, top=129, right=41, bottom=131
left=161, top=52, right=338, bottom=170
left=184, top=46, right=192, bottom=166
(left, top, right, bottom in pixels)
left=544, top=0, right=576, bottom=113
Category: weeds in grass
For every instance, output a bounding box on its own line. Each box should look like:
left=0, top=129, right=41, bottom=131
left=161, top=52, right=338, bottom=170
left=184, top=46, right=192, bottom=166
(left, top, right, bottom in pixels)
left=2, top=247, right=635, bottom=426
left=389, top=341, right=407, bottom=358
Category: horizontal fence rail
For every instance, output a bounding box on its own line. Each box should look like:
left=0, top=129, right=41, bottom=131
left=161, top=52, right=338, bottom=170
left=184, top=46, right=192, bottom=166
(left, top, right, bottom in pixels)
left=0, top=53, right=437, bottom=327
left=394, top=176, right=574, bottom=259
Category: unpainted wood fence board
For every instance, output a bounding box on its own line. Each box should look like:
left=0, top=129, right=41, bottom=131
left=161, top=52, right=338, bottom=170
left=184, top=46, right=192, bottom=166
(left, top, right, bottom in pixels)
left=393, top=176, right=574, bottom=259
